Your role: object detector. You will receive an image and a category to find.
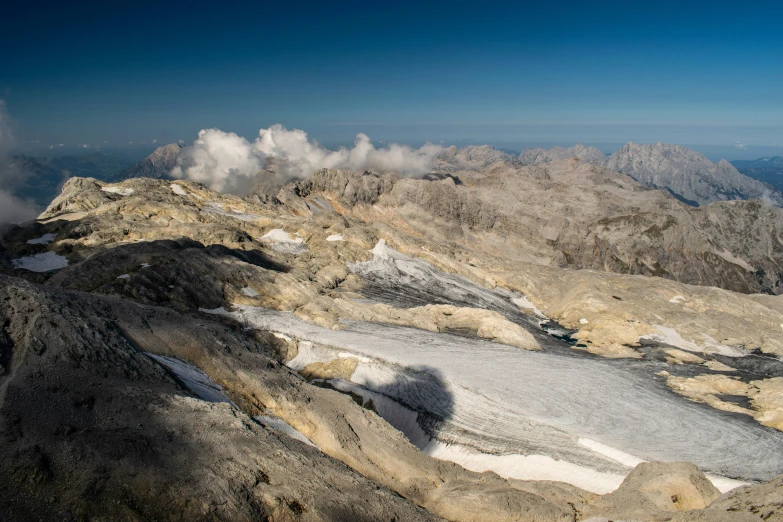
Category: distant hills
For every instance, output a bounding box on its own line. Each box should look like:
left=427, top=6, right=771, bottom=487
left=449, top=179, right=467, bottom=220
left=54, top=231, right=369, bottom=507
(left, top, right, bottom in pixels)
left=730, top=156, right=783, bottom=193
left=518, top=142, right=783, bottom=206
left=5, top=141, right=783, bottom=211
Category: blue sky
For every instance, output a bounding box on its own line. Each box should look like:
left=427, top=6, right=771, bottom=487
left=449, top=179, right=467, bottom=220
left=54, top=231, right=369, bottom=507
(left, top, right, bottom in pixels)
left=2, top=1, right=782, bottom=157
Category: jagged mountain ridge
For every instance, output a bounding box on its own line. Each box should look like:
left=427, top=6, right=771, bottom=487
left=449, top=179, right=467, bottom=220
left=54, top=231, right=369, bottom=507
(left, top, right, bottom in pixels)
left=519, top=143, right=608, bottom=166
left=280, top=162, right=783, bottom=294
left=118, top=142, right=182, bottom=179
left=606, top=142, right=783, bottom=206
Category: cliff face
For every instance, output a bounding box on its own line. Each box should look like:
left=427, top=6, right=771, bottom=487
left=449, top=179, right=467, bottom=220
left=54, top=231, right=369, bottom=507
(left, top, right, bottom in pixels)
left=607, top=142, right=783, bottom=206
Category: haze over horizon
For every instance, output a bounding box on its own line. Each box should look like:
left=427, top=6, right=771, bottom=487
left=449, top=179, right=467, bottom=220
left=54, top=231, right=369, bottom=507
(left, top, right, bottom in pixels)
left=2, top=1, right=782, bottom=160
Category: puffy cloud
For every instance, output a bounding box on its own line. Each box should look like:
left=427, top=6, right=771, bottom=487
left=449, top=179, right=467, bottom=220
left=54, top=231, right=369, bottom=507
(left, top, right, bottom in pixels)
left=734, top=141, right=747, bottom=150
left=172, top=129, right=265, bottom=193
left=0, top=100, right=40, bottom=223
left=0, top=190, right=38, bottom=223
left=172, top=124, right=443, bottom=193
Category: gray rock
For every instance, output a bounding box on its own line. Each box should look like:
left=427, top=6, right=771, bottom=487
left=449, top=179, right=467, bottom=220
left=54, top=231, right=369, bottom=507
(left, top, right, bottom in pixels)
left=119, top=143, right=182, bottom=179
left=607, top=142, right=783, bottom=206
left=519, top=143, right=608, bottom=166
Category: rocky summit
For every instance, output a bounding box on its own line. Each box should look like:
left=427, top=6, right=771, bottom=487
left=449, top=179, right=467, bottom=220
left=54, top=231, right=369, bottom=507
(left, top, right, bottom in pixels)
left=1, top=157, right=783, bottom=521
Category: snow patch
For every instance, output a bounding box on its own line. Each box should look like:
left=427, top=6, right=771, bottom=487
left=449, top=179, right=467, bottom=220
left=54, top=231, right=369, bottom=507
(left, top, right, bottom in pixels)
left=11, top=252, right=68, bottom=272
left=27, top=233, right=56, bottom=245
left=117, top=274, right=130, bottom=279
left=669, top=295, right=686, bottom=303
left=241, top=286, right=259, bottom=297
left=170, top=184, right=187, bottom=195
left=254, top=415, right=317, bottom=447
left=101, top=186, right=134, bottom=196
left=512, top=295, right=547, bottom=319
left=260, top=229, right=308, bottom=254
left=326, top=233, right=344, bottom=242
left=641, top=325, right=745, bottom=357
left=140, top=263, right=151, bottom=268
left=145, top=353, right=236, bottom=407
left=579, top=318, right=589, bottom=324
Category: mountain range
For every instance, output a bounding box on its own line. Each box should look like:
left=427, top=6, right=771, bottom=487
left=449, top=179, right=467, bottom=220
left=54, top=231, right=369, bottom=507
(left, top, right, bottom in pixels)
left=2, top=163, right=783, bottom=520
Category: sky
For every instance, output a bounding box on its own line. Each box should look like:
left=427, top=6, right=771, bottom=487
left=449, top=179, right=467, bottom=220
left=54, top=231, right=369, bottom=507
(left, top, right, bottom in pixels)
left=2, top=0, right=782, bottom=158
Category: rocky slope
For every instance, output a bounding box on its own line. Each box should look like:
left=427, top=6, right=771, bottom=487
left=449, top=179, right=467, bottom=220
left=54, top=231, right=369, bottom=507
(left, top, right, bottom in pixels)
left=118, top=143, right=181, bottom=180
left=607, top=142, right=783, bottom=206
left=2, top=175, right=783, bottom=520
left=287, top=161, right=783, bottom=294
left=519, top=144, right=607, bottom=166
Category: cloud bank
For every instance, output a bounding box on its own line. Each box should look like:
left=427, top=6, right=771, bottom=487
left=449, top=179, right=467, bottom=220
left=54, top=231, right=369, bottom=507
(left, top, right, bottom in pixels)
left=172, top=125, right=443, bottom=193
left=0, top=100, right=39, bottom=223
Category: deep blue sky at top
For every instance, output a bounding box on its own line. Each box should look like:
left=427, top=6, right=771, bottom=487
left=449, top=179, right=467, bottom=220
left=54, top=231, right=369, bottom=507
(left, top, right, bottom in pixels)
left=2, top=0, right=782, bottom=154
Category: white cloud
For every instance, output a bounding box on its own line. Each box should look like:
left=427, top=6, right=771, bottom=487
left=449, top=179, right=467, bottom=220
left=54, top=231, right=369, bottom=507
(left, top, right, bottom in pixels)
left=152, top=139, right=157, bottom=144
left=0, top=99, right=40, bottom=223
left=172, top=124, right=443, bottom=193
left=734, top=141, right=747, bottom=150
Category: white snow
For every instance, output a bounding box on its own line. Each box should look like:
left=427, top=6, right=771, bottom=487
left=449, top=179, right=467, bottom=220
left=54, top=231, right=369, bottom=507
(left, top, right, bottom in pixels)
left=145, top=353, right=237, bottom=407
left=669, top=295, right=686, bottom=303
left=641, top=325, right=745, bottom=357
left=261, top=229, right=303, bottom=243
left=579, top=318, right=589, bottom=324
left=512, top=296, right=547, bottom=319
left=241, top=286, right=259, bottom=297
left=578, top=438, right=645, bottom=468
left=326, top=233, right=344, bottom=242
left=27, top=233, right=56, bottom=245
left=205, top=306, right=780, bottom=492
left=101, top=186, right=134, bottom=196
left=11, top=251, right=69, bottom=272
left=170, top=184, right=187, bottom=195
left=254, top=415, right=317, bottom=447
left=140, top=263, right=151, bottom=268
left=259, top=229, right=308, bottom=254
left=117, top=274, right=130, bottom=279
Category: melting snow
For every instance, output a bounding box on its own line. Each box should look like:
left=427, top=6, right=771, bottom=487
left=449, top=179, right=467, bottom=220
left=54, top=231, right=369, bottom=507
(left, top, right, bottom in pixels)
left=512, top=296, right=547, bottom=319
left=11, top=252, right=68, bottom=272
left=254, top=415, right=317, bottom=447
left=669, top=295, right=686, bottom=303
left=260, top=229, right=308, bottom=254
left=145, top=353, right=237, bottom=407
left=170, top=184, right=187, bottom=195
left=117, top=274, right=130, bottom=279
left=101, top=186, right=134, bottom=196
left=241, top=286, right=259, bottom=297
left=207, top=306, right=778, bottom=493
left=641, top=325, right=744, bottom=357
left=27, top=233, right=56, bottom=245
left=326, top=233, right=344, bottom=242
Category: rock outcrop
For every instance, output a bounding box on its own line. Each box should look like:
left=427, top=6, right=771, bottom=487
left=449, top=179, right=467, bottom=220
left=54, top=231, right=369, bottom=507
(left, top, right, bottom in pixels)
left=519, top=143, right=608, bottom=166
left=607, top=142, right=783, bottom=206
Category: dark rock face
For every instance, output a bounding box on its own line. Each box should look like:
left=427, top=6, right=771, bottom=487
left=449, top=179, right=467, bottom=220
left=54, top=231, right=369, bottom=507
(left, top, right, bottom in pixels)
left=0, top=275, right=438, bottom=522
left=607, top=142, right=783, bottom=206
left=119, top=143, right=182, bottom=180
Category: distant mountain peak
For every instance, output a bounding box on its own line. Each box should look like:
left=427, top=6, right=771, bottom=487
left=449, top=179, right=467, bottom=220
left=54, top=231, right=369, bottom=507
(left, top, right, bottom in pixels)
left=119, top=143, right=182, bottom=180
left=607, top=142, right=783, bottom=206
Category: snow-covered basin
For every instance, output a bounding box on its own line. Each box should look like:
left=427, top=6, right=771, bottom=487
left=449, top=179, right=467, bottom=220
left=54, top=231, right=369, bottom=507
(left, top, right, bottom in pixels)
left=203, top=306, right=780, bottom=494
left=12, top=251, right=69, bottom=272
